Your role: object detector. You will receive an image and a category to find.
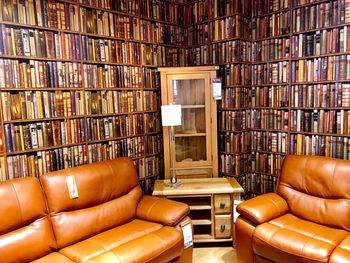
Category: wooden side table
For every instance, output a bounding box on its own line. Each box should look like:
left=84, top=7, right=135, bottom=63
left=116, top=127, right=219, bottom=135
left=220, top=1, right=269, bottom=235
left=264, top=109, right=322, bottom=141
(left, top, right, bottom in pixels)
left=153, top=177, right=244, bottom=245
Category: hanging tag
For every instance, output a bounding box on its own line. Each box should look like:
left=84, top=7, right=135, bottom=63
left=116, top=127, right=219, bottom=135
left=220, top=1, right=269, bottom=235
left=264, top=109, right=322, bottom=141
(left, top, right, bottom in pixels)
left=66, top=175, right=79, bottom=199
left=182, top=224, right=193, bottom=248
left=212, top=78, right=222, bottom=100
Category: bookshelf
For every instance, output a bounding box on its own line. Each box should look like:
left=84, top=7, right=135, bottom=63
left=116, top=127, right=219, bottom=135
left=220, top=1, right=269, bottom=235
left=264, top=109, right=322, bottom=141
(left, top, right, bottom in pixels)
left=1, top=0, right=350, bottom=198
left=182, top=0, right=350, bottom=198
left=249, top=0, right=350, bottom=197
left=0, top=0, right=185, bottom=194
left=183, top=0, right=252, bottom=196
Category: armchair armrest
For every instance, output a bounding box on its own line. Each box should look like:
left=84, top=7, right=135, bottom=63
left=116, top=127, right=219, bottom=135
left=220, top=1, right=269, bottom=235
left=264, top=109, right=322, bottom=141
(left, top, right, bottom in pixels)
left=237, top=193, right=289, bottom=225
left=136, top=196, right=190, bottom=226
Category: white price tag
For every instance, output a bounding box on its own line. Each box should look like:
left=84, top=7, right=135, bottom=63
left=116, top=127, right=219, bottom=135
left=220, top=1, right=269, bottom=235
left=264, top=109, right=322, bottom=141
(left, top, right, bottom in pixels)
left=182, top=224, right=193, bottom=248
left=66, top=175, right=79, bottom=199
left=212, top=78, right=222, bottom=100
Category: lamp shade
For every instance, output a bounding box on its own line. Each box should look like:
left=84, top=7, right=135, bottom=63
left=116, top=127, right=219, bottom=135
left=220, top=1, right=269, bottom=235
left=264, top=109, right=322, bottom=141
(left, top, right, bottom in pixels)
left=161, top=104, right=182, bottom=126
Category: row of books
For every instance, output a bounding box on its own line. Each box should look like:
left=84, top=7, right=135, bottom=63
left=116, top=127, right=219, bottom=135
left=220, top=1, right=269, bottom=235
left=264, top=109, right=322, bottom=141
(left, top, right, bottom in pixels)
left=0, top=26, right=80, bottom=59
left=1, top=91, right=84, bottom=121
left=291, top=26, right=350, bottom=58
left=290, top=134, right=350, bottom=159
left=252, top=11, right=290, bottom=40
left=210, top=0, right=252, bottom=18
left=291, top=55, right=350, bottom=82
left=83, top=64, right=141, bottom=88
left=0, top=89, right=160, bottom=122
left=139, top=0, right=183, bottom=25
left=252, top=37, right=290, bottom=62
left=86, top=115, right=144, bottom=140
left=4, top=119, right=86, bottom=153
left=145, top=113, right=161, bottom=133
left=6, top=145, right=87, bottom=179
left=1, top=1, right=79, bottom=31
left=245, top=173, right=278, bottom=195
left=252, top=131, right=288, bottom=153
left=142, top=44, right=182, bottom=67
left=220, top=153, right=251, bottom=176
left=219, top=111, right=250, bottom=131
left=143, top=68, right=160, bottom=89
left=251, top=61, right=289, bottom=85
left=0, top=59, right=81, bottom=89
left=218, top=64, right=251, bottom=86
left=210, top=16, right=251, bottom=41
left=81, top=8, right=139, bottom=39
left=145, top=134, right=162, bottom=155
left=290, top=109, right=350, bottom=134
left=221, top=87, right=251, bottom=109
left=143, top=91, right=160, bottom=111
left=251, top=152, right=284, bottom=176
left=219, top=132, right=251, bottom=154
left=184, top=46, right=208, bottom=66
left=0, top=61, right=159, bottom=90
left=252, top=0, right=290, bottom=17
left=290, top=83, right=350, bottom=107
left=85, top=90, right=143, bottom=115
left=140, top=20, right=184, bottom=46
left=81, top=36, right=140, bottom=64
left=186, top=24, right=209, bottom=47
left=87, top=144, right=160, bottom=176
left=210, top=40, right=250, bottom=64
left=184, top=0, right=208, bottom=25
left=4, top=141, right=159, bottom=180
left=251, top=109, right=289, bottom=130
left=252, top=85, right=289, bottom=108
left=292, top=1, right=350, bottom=33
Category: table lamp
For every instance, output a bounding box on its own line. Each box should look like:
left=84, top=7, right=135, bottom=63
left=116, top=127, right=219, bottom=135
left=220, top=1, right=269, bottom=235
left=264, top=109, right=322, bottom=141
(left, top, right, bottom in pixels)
left=161, top=103, right=182, bottom=187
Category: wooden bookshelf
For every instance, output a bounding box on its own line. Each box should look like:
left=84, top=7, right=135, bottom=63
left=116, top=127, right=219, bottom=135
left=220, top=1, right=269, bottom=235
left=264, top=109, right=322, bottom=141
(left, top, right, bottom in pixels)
left=1, top=0, right=349, bottom=198
left=0, top=0, right=186, bottom=194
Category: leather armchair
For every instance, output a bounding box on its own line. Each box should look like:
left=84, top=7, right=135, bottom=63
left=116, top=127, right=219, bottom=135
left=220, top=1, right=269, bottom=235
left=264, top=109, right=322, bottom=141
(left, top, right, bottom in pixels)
left=236, top=155, right=350, bottom=263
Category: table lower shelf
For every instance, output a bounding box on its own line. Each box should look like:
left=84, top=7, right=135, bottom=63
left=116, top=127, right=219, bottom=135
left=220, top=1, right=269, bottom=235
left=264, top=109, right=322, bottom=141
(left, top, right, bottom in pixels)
left=194, top=234, right=233, bottom=243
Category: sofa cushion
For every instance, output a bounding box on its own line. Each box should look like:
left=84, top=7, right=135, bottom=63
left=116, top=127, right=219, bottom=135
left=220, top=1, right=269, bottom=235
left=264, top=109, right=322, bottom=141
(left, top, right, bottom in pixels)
left=31, top=252, right=75, bottom=263
left=277, top=155, right=350, bottom=231
left=40, top=158, right=143, bottom=248
left=330, top=235, right=350, bottom=263
left=84, top=226, right=183, bottom=263
left=0, top=178, right=57, bottom=262
left=253, top=214, right=349, bottom=263
left=59, top=219, right=163, bottom=262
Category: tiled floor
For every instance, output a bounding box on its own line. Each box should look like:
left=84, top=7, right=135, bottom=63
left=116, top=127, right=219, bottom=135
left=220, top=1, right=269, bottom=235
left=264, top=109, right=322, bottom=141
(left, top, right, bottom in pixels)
left=193, top=247, right=237, bottom=263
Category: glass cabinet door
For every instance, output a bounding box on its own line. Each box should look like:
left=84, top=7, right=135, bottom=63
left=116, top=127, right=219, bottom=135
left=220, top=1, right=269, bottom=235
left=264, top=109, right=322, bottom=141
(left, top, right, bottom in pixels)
left=167, top=74, right=212, bottom=168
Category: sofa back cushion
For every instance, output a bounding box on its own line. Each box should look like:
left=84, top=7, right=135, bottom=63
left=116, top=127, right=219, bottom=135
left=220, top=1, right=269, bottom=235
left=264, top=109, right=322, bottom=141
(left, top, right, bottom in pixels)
left=277, top=155, right=350, bottom=231
left=0, top=177, right=57, bottom=262
left=40, top=158, right=142, bottom=249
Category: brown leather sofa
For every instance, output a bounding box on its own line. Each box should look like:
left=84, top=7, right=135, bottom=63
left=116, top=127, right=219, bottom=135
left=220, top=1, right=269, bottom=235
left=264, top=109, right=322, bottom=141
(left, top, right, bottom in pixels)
left=0, top=158, right=193, bottom=263
left=236, top=155, right=350, bottom=263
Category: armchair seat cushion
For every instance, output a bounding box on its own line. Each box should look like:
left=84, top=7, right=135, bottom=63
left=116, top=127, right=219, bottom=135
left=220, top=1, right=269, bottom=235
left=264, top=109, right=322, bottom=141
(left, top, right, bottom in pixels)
left=253, top=214, right=349, bottom=263
left=59, top=219, right=164, bottom=262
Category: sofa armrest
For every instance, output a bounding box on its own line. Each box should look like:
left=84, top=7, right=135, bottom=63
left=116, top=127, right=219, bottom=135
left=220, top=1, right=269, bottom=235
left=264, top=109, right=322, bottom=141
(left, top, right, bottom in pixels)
left=237, top=193, right=289, bottom=225
left=136, top=196, right=190, bottom=226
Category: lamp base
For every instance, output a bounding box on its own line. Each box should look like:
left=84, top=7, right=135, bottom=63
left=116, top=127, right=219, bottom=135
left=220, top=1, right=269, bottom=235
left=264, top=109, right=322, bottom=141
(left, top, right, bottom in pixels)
left=164, top=180, right=182, bottom=188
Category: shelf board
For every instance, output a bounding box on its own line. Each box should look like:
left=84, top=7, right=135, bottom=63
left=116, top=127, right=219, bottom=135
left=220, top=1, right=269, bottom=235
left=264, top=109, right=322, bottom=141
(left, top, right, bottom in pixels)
left=181, top=105, right=205, bottom=109
left=192, top=219, right=212, bottom=225
left=175, top=133, right=206, bottom=137
left=189, top=205, right=212, bottom=210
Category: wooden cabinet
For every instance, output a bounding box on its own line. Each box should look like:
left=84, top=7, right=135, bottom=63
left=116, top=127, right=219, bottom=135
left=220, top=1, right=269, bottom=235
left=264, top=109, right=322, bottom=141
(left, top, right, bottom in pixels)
left=153, top=178, right=244, bottom=244
left=159, top=66, right=219, bottom=179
